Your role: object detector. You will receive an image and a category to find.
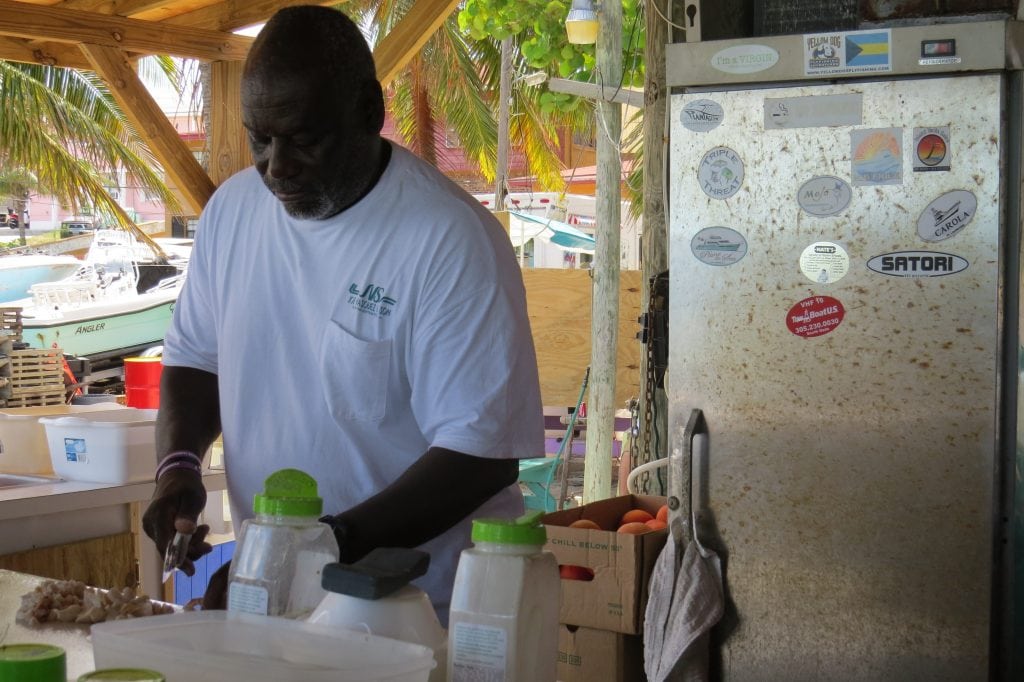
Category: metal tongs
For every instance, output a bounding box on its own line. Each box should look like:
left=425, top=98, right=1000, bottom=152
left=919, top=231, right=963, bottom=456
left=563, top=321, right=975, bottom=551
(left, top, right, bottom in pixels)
left=162, top=530, right=193, bottom=583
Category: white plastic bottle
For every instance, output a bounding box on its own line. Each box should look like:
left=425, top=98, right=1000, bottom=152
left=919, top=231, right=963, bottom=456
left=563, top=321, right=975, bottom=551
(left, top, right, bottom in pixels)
left=227, top=468, right=339, bottom=619
left=447, top=511, right=559, bottom=681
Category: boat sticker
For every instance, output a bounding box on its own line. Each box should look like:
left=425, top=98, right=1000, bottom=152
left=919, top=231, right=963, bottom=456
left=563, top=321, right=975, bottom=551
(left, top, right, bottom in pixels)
left=681, top=99, right=724, bottom=132
left=698, top=147, right=744, bottom=200
left=851, top=128, right=902, bottom=186
left=800, top=242, right=850, bottom=284
left=797, top=176, right=852, bottom=216
left=786, top=296, right=845, bottom=339
left=917, top=190, right=976, bottom=242
left=691, top=227, right=748, bottom=266
left=804, top=29, right=892, bottom=76
left=765, top=94, right=863, bottom=129
left=710, top=44, right=779, bottom=74
left=913, top=127, right=950, bottom=172
left=866, top=251, right=968, bottom=277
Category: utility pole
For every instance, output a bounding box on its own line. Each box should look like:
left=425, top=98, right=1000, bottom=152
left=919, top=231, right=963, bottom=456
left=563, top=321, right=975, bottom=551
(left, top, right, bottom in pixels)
left=583, top=0, right=623, bottom=504
left=495, top=37, right=512, bottom=212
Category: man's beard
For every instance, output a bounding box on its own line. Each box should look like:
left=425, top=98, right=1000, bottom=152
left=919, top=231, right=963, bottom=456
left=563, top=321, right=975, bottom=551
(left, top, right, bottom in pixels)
left=264, top=178, right=340, bottom=220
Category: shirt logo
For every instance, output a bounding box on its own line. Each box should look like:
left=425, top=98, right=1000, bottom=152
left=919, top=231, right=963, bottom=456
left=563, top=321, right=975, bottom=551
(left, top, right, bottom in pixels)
left=348, top=283, right=397, bottom=318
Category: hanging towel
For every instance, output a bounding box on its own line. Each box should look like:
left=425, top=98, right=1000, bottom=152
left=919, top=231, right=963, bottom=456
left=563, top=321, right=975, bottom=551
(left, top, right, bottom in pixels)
left=643, top=518, right=724, bottom=682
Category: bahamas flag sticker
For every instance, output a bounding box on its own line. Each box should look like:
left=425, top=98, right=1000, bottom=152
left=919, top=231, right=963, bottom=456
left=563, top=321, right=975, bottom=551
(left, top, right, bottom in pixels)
left=805, top=29, right=892, bottom=75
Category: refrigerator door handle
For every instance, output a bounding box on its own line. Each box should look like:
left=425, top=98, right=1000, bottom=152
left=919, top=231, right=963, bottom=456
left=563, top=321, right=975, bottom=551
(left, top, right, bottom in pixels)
left=669, top=408, right=706, bottom=553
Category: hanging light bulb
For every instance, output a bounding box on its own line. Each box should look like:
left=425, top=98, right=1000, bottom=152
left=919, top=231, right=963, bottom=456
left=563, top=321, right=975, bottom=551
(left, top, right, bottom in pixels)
left=565, top=0, right=599, bottom=45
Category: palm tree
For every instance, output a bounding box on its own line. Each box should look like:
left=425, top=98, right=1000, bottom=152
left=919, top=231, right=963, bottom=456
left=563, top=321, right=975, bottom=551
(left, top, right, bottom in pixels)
left=0, top=59, right=182, bottom=244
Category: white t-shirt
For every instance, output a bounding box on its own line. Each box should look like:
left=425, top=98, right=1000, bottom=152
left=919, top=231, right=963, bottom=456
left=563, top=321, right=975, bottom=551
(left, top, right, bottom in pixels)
left=163, top=143, right=544, bottom=618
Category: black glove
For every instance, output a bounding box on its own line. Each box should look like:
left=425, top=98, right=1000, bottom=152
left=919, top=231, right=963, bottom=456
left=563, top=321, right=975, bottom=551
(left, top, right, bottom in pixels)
left=202, top=561, right=231, bottom=610
left=142, top=468, right=212, bottom=576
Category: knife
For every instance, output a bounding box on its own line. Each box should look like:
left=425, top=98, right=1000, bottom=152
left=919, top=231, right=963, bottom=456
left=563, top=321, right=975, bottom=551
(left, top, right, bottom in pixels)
left=162, top=530, right=193, bottom=583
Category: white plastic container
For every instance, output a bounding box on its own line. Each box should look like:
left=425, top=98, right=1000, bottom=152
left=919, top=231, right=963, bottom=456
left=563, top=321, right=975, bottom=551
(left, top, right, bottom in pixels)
left=228, top=468, right=339, bottom=618
left=39, top=408, right=157, bottom=484
left=447, top=512, right=560, bottom=682
left=0, top=404, right=126, bottom=475
left=90, top=610, right=435, bottom=682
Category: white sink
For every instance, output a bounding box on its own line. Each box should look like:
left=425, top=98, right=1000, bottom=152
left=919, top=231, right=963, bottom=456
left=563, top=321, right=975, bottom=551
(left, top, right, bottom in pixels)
left=0, top=473, right=59, bottom=489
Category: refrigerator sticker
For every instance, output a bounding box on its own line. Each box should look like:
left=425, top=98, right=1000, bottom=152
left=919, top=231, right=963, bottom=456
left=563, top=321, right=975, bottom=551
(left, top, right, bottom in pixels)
left=764, top=94, right=862, bottom=129
left=917, top=190, right=976, bottom=242
left=800, top=242, right=850, bottom=284
left=710, top=44, right=779, bottom=74
left=804, top=29, right=892, bottom=75
left=786, top=296, right=845, bottom=339
left=698, top=147, right=744, bottom=200
left=851, top=128, right=902, bottom=186
left=866, top=251, right=968, bottom=278
left=681, top=99, right=724, bottom=132
left=797, top=176, right=852, bottom=216
left=691, top=227, right=748, bottom=266
left=913, top=127, right=951, bottom=172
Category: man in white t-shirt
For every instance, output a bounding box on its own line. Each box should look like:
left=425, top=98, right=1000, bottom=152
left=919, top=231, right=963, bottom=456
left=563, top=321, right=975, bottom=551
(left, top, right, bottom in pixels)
left=141, top=5, right=543, bottom=621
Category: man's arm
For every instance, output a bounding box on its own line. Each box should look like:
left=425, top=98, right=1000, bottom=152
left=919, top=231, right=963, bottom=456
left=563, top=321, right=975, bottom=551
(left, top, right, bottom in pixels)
left=156, top=365, right=222, bottom=459
left=327, top=447, right=519, bottom=562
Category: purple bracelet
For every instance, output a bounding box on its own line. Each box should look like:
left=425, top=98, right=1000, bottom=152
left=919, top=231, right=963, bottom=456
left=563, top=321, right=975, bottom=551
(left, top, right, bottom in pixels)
left=155, top=450, right=202, bottom=482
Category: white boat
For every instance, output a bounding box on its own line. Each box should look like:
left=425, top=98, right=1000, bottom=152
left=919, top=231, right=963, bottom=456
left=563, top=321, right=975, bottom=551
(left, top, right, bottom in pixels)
left=11, top=232, right=186, bottom=358
left=0, top=254, right=83, bottom=303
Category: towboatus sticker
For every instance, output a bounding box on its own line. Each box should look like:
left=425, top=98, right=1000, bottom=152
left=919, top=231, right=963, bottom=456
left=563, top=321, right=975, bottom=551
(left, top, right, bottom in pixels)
left=866, top=251, right=968, bottom=277
left=917, top=189, right=976, bottom=242
left=786, top=295, right=845, bottom=339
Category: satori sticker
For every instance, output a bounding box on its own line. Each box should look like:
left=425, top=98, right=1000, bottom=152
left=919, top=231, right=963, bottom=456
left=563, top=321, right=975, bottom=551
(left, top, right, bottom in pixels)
left=913, top=126, right=950, bottom=172
left=866, top=251, right=968, bottom=277
left=681, top=99, right=724, bottom=132
left=786, top=296, right=845, bottom=339
left=917, top=189, right=977, bottom=242
left=691, top=226, right=748, bottom=266
left=800, top=242, right=850, bottom=284
left=698, top=147, right=744, bottom=200
left=797, top=176, right=852, bottom=216
left=851, top=128, right=902, bottom=186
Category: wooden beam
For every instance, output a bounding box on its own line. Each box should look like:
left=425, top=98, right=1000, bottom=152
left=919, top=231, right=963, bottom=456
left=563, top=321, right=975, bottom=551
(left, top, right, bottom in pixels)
left=208, top=59, right=250, bottom=184
left=374, top=0, right=460, bottom=86
left=166, top=0, right=343, bottom=32
left=52, top=0, right=171, bottom=14
left=0, top=0, right=252, bottom=60
left=0, top=35, right=93, bottom=68
left=80, top=43, right=215, bottom=214
left=547, top=78, right=645, bottom=108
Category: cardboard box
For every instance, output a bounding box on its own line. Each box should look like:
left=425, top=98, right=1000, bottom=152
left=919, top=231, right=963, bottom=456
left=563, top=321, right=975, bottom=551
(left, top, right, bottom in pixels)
left=543, top=494, right=667, bottom=634
left=557, top=624, right=646, bottom=682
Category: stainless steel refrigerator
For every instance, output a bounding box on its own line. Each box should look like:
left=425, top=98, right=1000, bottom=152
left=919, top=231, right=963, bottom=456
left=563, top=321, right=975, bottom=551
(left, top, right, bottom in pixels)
left=664, top=19, right=1021, bottom=681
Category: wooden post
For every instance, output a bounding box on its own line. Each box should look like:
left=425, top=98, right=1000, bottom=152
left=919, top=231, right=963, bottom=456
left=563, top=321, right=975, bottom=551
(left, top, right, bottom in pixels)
left=494, top=37, right=512, bottom=212
left=583, top=0, right=623, bottom=504
left=209, top=60, right=250, bottom=186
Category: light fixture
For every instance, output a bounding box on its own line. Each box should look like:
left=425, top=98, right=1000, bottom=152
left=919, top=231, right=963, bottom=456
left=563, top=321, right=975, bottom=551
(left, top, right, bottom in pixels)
left=565, top=0, right=599, bottom=45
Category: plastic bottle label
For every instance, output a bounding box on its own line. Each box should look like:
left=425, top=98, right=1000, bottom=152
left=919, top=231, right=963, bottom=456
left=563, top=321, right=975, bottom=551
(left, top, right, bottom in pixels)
left=227, top=582, right=269, bottom=615
left=450, top=621, right=507, bottom=681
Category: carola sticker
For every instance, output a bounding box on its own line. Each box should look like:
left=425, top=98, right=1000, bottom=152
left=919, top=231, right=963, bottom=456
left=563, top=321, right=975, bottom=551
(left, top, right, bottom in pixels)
left=691, top=226, right=748, bottom=266
left=866, top=251, right=968, bottom=277
left=698, top=147, right=744, bottom=200
left=917, top=190, right=976, bottom=242
left=681, top=99, right=724, bottom=132
left=797, top=176, right=852, bottom=216
left=786, top=296, right=845, bottom=339
left=710, top=44, right=779, bottom=74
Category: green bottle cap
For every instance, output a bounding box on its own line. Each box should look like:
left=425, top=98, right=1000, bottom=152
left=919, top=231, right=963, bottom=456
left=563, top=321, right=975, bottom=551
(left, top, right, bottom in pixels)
left=471, top=510, right=548, bottom=545
left=0, top=644, right=66, bottom=682
left=78, top=669, right=165, bottom=681
left=253, top=468, right=323, bottom=517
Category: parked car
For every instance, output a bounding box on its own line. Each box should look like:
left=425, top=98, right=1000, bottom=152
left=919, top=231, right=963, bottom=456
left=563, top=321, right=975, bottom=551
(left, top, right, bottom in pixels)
left=61, top=217, right=102, bottom=235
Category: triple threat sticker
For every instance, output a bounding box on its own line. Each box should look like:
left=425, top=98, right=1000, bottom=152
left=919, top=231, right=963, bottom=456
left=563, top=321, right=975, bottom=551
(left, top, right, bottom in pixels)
left=698, top=147, right=744, bottom=199
left=786, top=296, right=845, bottom=339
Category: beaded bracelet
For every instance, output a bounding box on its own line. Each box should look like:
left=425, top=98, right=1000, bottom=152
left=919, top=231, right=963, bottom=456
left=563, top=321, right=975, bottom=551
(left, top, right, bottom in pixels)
left=155, top=450, right=202, bottom=482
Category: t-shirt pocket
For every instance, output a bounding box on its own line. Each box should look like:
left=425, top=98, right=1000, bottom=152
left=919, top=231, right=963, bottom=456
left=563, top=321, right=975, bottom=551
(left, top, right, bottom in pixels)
left=320, top=320, right=392, bottom=423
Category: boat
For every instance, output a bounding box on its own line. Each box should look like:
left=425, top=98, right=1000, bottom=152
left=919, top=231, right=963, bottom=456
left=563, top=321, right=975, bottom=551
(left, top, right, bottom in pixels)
left=10, top=232, right=186, bottom=358
left=0, top=254, right=83, bottom=303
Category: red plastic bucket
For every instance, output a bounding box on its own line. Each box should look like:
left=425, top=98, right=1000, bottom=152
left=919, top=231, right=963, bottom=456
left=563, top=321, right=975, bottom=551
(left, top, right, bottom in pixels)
left=124, top=357, right=163, bottom=409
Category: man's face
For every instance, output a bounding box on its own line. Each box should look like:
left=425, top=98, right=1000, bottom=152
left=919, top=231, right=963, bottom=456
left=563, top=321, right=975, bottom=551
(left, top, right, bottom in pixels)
left=242, top=69, right=378, bottom=220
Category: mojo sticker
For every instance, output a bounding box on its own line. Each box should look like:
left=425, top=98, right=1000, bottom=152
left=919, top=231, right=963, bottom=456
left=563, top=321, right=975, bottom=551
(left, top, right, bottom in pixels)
left=800, top=242, right=850, bottom=284
left=797, top=176, right=852, bottom=216
left=851, top=128, right=902, bottom=186
left=917, top=189, right=976, bottom=242
left=698, top=147, right=744, bottom=200
left=681, top=99, right=724, bottom=132
left=866, top=251, right=968, bottom=277
left=786, top=296, right=845, bottom=339
left=691, top=226, right=748, bottom=266
left=913, top=126, right=950, bottom=172
left=710, top=44, right=779, bottom=74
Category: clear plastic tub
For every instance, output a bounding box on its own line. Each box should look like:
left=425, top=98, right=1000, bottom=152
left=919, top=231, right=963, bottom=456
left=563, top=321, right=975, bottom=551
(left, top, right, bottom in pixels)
left=90, top=611, right=436, bottom=682
left=0, top=404, right=126, bottom=475
left=39, top=408, right=157, bottom=484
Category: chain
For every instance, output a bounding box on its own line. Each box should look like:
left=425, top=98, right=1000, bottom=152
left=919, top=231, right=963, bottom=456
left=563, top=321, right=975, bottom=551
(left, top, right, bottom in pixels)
left=639, top=332, right=658, bottom=494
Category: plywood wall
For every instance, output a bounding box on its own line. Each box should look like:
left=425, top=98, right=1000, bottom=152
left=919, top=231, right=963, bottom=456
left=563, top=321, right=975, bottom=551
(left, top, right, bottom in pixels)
left=0, top=532, right=135, bottom=589
left=523, top=269, right=642, bottom=408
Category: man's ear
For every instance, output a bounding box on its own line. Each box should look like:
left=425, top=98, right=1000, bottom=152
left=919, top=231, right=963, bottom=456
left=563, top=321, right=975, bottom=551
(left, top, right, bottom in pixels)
left=360, top=80, right=386, bottom=134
